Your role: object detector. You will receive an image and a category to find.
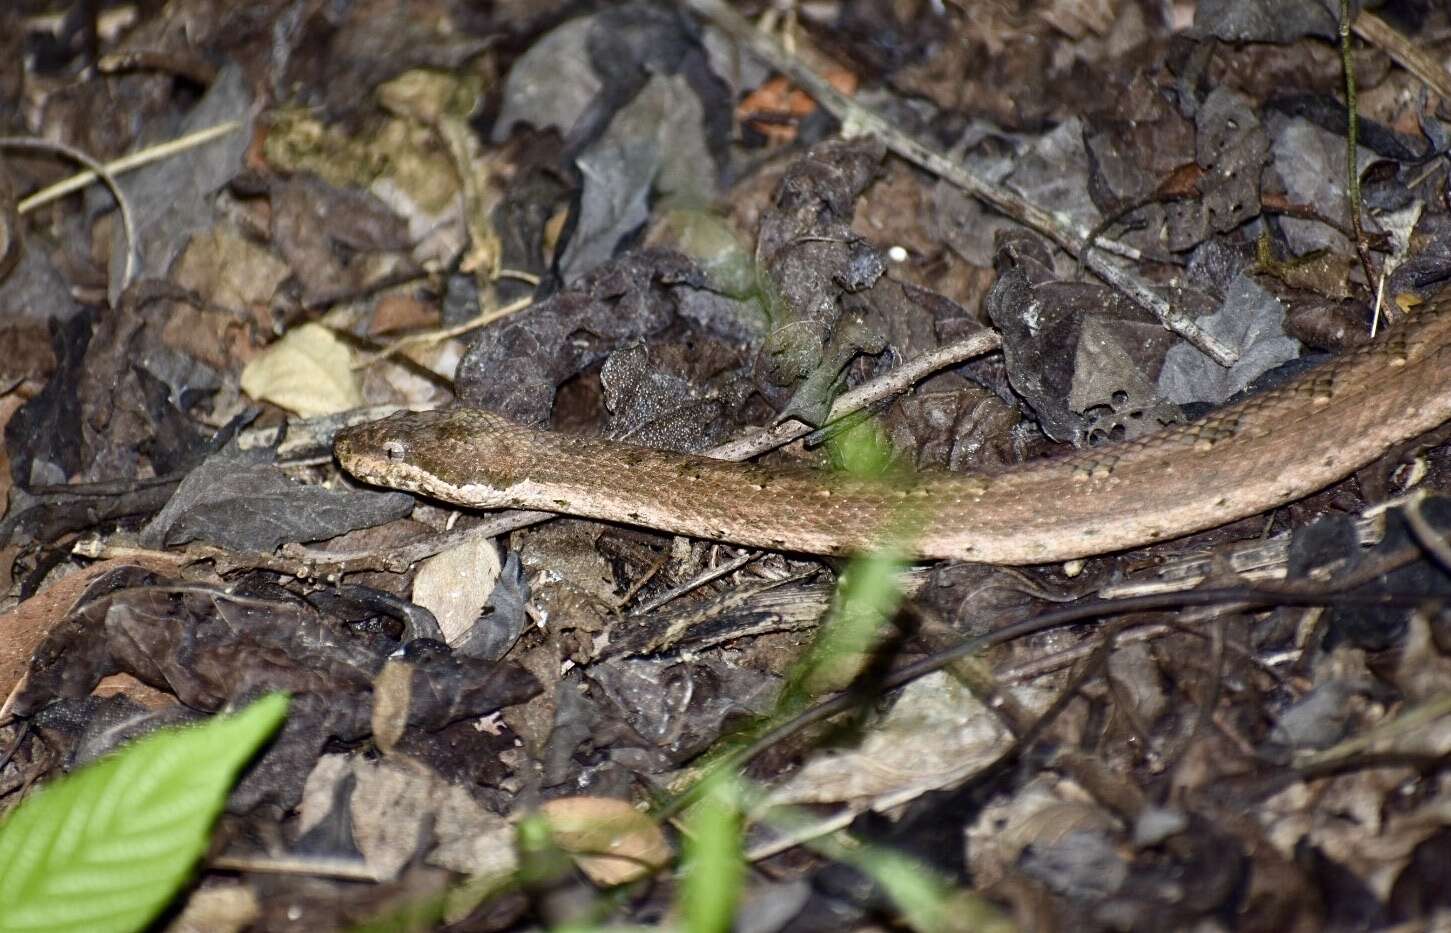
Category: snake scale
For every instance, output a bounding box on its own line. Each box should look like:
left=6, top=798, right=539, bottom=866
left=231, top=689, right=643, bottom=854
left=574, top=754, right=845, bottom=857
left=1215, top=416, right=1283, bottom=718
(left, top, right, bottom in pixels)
left=334, top=292, right=1451, bottom=565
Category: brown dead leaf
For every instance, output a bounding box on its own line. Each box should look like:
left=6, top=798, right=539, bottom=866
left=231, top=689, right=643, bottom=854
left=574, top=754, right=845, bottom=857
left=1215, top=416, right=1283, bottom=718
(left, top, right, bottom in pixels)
left=0, top=555, right=185, bottom=716
left=1154, top=162, right=1206, bottom=200
left=369, top=292, right=439, bottom=336
left=92, top=673, right=177, bottom=710
left=173, top=225, right=291, bottom=313
left=536, top=795, right=673, bottom=886
left=160, top=301, right=258, bottom=371
left=737, top=68, right=858, bottom=145
left=0, top=324, right=56, bottom=389
left=240, top=322, right=364, bottom=416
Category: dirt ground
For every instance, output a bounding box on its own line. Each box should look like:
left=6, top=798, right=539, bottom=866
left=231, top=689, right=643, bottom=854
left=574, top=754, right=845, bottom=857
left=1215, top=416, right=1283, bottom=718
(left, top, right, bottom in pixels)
left=3, top=1, right=1451, bottom=930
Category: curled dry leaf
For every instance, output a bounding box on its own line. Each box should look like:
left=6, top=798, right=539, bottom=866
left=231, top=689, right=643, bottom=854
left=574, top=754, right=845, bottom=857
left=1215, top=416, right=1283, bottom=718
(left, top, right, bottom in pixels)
left=411, top=536, right=503, bottom=645
left=0, top=556, right=185, bottom=717
left=173, top=226, right=291, bottom=313
left=370, top=659, right=414, bottom=754
left=240, top=322, right=363, bottom=416
left=536, top=796, right=673, bottom=886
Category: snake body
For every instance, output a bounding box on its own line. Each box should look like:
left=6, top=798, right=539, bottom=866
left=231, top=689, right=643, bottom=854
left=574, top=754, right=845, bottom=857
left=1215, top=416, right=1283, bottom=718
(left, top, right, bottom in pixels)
left=334, top=294, right=1451, bottom=564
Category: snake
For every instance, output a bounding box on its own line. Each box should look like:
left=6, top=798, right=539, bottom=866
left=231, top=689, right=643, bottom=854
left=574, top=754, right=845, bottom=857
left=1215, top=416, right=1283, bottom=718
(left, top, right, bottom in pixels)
left=333, top=292, right=1451, bottom=565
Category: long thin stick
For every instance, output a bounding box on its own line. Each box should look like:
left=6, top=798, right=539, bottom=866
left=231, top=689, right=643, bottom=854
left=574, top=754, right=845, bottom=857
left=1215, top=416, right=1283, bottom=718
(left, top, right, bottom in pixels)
left=678, top=0, right=1238, bottom=367
left=14, top=121, right=239, bottom=214
left=0, top=136, right=139, bottom=290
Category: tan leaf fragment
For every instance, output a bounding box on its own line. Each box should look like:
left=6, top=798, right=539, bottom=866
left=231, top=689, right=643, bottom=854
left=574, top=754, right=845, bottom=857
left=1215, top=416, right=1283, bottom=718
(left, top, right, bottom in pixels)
left=412, top=537, right=502, bottom=646
left=536, top=796, right=673, bottom=886
left=240, top=322, right=363, bottom=416
left=174, top=226, right=290, bottom=312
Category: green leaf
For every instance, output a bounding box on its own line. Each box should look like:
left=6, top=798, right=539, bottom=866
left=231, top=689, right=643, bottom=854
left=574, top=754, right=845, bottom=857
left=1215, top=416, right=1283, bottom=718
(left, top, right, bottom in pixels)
left=0, top=693, right=289, bottom=933
left=828, top=415, right=894, bottom=478
left=776, top=541, right=907, bottom=711
left=847, top=845, right=1014, bottom=933
left=681, top=772, right=744, bottom=933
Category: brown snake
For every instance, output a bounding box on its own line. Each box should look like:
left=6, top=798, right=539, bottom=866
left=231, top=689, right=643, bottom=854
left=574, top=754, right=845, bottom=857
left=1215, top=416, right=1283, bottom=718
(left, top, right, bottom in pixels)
left=334, top=293, right=1451, bottom=565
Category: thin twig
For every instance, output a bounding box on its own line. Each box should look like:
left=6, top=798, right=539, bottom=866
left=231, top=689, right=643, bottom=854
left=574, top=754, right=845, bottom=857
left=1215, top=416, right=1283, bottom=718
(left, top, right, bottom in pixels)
left=352, top=294, right=534, bottom=368
left=208, top=853, right=379, bottom=882
left=710, top=328, right=1002, bottom=460
left=615, top=550, right=671, bottom=608
left=628, top=550, right=760, bottom=616
left=1340, top=0, right=1378, bottom=289
left=496, top=268, right=541, bottom=285
left=14, top=120, right=239, bottom=214
left=1370, top=268, right=1387, bottom=338
left=0, top=136, right=139, bottom=290
left=1352, top=10, right=1451, bottom=103
left=678, top=0, right=1238, bottom=367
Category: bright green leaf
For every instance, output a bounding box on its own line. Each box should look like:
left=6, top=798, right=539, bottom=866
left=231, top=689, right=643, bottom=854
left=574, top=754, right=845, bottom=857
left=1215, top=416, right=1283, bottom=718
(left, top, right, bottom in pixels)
left=776, top=540, right=907, bottom=710
left=828, top=415, right=894, bottom=478
left=681, top=772, right=744, bottom=933
left=850, top=845, right=1014, bottom=933
left=0, top=693, right=289, bottom=933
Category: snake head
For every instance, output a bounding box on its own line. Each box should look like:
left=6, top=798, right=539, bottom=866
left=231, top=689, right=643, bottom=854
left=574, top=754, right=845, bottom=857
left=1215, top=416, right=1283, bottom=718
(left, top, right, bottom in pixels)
left=333, top=408, right=529, bottom=507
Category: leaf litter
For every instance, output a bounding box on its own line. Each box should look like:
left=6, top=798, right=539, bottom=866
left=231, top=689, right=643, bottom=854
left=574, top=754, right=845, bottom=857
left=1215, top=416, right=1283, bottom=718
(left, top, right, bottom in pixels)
left=1, top=1, right=1451, bottom=930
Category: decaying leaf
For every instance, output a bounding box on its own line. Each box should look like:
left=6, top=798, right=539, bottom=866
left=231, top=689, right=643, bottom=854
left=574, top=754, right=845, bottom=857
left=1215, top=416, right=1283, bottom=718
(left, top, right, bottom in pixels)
left=536, top=796, right=673, bottom=886
left=240, top=322, right=363, bottom=416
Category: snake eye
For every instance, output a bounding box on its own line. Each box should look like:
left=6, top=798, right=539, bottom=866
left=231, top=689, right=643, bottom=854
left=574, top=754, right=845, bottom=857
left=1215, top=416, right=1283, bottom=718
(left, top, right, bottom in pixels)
left=383, top=439, right=408, bottom=462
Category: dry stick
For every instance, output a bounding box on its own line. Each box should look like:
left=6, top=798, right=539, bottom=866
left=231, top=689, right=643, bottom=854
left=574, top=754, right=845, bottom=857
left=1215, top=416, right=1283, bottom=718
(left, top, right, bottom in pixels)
left=4, top=121, right=241, bottom=295
left=14, top=121, right=239, bottom=214
left=678, top=0, right=1238, bottom=368
left=1352, top=11, right=1451, bottom=103
left=628, top=550, right=760, bottom=616
left=295, top=328, right=1005, bottom=572
left=996, top=621, right=1177, bottom=683
left=0, top=136, right=139, bottom=290
left=710, top=329, right=1001, bottom=459
left=73, top=538, right=353, bottom=579
left=615, top=549, right=672, bottom=608
left=1340, top=0, right=1378, bottom=290
left=208, top=853, right=379, bottom=882
left=352, top=294, right=534, bottom=368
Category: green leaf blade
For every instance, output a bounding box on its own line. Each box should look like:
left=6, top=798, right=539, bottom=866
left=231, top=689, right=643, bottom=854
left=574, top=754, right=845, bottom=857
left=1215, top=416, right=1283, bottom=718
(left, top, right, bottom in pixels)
left=0, top=693, right=289, bottom=933
left=681, top=773, right=745, bottom=933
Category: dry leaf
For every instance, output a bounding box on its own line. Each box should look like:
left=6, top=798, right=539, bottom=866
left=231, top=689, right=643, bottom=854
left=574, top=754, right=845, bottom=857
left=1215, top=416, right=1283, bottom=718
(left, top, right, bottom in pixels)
left=173, top=226, right=290, bottom=312
left=240, top=322, right=363, bottom=416
left=536, top=796, right=673, bottom=886
left=412, top=537, right=503, bottom=645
